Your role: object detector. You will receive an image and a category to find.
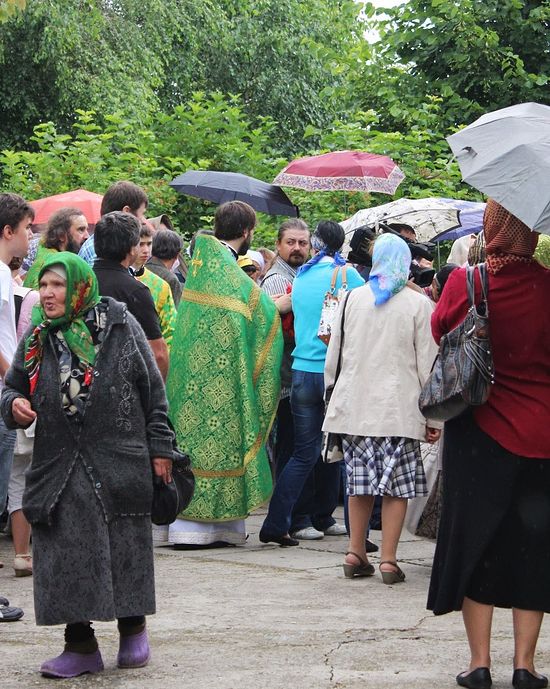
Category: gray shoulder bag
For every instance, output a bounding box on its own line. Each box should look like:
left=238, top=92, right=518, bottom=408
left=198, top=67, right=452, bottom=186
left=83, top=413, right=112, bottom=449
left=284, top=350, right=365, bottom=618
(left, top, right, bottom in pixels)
left=419, top=264, right=495, bottom=422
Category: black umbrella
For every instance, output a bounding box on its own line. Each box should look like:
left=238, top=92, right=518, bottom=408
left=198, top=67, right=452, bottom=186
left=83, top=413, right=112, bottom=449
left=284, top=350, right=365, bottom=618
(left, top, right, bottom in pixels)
left=170, top=170, right=299, bottom=217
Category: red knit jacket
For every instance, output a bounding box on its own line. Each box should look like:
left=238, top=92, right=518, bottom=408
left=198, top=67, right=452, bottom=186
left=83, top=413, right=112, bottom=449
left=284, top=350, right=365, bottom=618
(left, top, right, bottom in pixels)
left=432, top=261, right=550, bottom=458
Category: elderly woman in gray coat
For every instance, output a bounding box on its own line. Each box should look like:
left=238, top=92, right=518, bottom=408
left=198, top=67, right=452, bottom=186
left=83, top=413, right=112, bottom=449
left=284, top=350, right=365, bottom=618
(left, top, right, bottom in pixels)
left=0, top=252, right=173, bottom=679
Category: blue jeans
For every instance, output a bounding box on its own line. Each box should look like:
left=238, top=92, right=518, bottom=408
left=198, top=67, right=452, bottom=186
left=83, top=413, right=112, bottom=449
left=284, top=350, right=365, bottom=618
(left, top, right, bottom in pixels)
left=274, top=396, right=335, bottom=532
left=263, top=370, right=340, bottom=536
left=0, top=415, right=16, bottom=513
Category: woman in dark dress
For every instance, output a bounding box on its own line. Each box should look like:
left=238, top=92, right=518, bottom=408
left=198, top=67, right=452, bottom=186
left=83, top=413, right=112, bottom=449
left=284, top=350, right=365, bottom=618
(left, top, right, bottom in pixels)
left=427, top=201, right=550, bottom=689
left=1, top=252, right=173, bottom=679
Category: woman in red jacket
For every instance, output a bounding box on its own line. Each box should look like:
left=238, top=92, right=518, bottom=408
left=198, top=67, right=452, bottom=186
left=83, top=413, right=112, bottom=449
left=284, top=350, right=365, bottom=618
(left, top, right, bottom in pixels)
left=428, top=200, right=550, bottom=689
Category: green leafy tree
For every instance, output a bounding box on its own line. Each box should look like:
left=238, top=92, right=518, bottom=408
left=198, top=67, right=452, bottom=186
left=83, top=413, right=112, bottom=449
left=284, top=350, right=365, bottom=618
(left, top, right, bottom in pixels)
left=354, top=0, right=550, bottom=130
left=170, top=0, right=364, bottom=150
left=0, top=0, right=196, bottom=148
left=283, top=100, right=481, bottom=230
left=0, top=95, right=287, bottom=244
left=0, top=0, right=365, bottom=151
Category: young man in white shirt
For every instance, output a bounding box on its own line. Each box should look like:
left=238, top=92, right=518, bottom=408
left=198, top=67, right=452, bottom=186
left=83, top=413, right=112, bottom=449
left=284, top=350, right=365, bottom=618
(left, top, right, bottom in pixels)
left=0, top=194, right=33, bottom=604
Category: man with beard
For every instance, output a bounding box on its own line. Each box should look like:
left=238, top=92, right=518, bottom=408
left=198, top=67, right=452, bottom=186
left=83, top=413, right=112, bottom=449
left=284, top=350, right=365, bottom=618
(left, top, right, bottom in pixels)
left=260, top=219, right=345, bottom=540
left=23, top=208, right=89, bottom=289
left=213, top=200, right=256, bottom=259
left=163, top=201, right=283, bottom=547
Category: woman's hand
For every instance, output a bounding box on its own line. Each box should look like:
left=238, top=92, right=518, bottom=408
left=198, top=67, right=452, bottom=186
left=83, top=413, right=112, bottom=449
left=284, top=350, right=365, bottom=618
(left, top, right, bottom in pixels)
left=425, top=427, right=441, bottom=444
left=11, top=397, right=37, bottom=426
left=152, top=457, right=173, bottom=484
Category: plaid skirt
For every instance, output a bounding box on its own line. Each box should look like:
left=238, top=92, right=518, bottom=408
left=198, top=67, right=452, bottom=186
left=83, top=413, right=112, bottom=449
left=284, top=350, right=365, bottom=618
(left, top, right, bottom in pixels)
left=343, top=435, right=427, bottom=498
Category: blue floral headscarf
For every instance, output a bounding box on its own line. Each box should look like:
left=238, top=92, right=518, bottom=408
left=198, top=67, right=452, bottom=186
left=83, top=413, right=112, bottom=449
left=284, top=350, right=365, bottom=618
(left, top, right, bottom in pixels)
left=368, top=233, right=411, bottom=306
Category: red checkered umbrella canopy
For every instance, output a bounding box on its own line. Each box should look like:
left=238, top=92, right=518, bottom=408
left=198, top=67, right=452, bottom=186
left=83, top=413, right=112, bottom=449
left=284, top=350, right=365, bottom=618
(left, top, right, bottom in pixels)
left=273, top=150, right=404, bottom=195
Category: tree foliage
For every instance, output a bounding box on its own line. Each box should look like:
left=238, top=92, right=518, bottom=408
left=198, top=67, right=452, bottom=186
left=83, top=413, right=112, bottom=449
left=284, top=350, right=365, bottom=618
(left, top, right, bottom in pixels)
left=356, top=0, right=550, bottom=130
left=0, top=0, right=362, bottom=151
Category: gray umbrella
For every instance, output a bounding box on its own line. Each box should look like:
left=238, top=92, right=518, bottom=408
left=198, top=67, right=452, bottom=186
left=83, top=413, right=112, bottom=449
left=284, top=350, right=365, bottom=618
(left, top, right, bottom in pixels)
left=170, top=170, right=299, bottom=217
left=447, top=102, right=550, bottom=235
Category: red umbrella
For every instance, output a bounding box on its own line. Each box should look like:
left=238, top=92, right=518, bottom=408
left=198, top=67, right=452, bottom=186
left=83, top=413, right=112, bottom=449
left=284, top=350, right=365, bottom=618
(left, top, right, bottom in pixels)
left=273, top=150, right=404, bottom=195
left=30, top=189, right=103, bottom=224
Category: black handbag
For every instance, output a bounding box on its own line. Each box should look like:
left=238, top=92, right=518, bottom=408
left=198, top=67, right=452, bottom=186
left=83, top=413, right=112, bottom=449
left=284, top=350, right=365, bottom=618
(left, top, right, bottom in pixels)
left=322, top=290, right=351, bottom=463
left=419, top=264, right=495, bottom=422
left=151, top=428, right=195, bottom=526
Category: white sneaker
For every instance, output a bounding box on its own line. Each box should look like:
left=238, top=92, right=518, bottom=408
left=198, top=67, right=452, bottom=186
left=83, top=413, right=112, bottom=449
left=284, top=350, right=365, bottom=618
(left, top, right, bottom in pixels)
left=290, top=527, right=324, bottom=540
left=324, top=523, right=348, bottom=536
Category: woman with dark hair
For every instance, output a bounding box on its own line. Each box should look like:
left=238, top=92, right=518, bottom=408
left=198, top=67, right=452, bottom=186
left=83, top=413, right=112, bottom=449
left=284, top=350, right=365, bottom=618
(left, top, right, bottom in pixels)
left=430, top=264, right=459, bottom=303
left=428, top=200, right=550, bottom=689
left=260, top=221, right=364, bottom=546
left=1, top=252, right=173, bottom=679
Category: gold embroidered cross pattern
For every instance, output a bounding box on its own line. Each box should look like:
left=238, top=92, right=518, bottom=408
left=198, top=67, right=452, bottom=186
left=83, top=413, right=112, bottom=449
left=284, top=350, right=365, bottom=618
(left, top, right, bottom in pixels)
left=190, top=249, right=203, bottom=277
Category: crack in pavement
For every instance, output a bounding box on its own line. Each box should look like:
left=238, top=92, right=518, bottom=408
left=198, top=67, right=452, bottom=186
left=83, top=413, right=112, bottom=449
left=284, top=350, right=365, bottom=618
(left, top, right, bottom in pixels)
left=322, top=615, right=434, bottom=686
left=324, top=636, right=377, bottom=687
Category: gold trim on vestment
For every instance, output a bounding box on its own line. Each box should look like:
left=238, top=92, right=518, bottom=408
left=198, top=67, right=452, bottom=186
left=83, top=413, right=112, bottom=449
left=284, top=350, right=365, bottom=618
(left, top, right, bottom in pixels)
left=193, top=466, right=247, bottom=478
left=182, top=289, right=253, bottom=320
left=248, top=286, right=261, bottom=317
left=253, top=312, right=281, bottom=385
left=181, top=277, right=279, bottom=480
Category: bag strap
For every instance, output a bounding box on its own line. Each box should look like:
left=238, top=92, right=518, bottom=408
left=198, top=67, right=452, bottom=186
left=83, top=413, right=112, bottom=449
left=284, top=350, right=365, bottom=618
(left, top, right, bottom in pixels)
left=331, top=290, right=352, bottom=390
left=340, top=264, right=348, bottom=290
left=14, top=293, right=23, bottom=329
left=466, top=263, right=489, bottom=313
left=329, top=266, right=340, bottom=294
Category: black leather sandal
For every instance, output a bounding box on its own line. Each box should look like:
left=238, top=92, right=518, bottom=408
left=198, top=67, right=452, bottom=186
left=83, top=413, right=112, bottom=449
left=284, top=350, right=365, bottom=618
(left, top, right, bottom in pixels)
left=379, top=560, right=406, bottom=584
left=342, top=552, right=375, bottom=578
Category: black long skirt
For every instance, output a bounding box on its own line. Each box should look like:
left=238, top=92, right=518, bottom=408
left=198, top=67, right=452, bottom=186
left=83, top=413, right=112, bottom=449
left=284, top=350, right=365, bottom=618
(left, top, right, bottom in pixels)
left=427, top=412, right=550, bottom=615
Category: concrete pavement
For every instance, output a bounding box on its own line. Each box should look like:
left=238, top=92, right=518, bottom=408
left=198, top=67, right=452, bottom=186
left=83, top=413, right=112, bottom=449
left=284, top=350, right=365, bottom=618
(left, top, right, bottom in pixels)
left=1, top=506, right=548, bottom=689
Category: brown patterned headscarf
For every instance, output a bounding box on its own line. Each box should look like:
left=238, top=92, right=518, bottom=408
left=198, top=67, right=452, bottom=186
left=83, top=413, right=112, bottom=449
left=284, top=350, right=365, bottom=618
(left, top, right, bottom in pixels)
left=483, top=199, right=539, bottom=274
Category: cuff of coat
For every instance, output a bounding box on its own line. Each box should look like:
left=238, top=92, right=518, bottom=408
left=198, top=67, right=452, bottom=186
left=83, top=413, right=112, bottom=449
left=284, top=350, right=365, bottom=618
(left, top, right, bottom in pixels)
left=426, top=419, right=444, bottom=430
left=0, top=392, right=24, bottom=430
left=148, top=437, right=175, bottom=460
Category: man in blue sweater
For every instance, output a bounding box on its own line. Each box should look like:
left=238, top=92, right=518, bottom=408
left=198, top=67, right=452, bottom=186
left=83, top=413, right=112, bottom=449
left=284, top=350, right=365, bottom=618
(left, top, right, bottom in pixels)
left=260, top=221, right=364, bottom=545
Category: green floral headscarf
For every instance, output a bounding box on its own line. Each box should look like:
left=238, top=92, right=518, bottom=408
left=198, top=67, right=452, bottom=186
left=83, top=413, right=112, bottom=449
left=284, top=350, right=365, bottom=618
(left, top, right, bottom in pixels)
left=24, top=252, right=101, bottom=393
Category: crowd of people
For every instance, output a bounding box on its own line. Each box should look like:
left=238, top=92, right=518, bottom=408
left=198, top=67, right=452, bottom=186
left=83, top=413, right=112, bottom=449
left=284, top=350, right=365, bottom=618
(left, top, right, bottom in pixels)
left=0, top=181, right=548, bottom=689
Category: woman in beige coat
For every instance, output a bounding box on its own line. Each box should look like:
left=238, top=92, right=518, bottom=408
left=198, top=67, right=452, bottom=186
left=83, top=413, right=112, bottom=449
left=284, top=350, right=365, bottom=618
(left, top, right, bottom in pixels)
left=323, top=233, right=441, bottom=582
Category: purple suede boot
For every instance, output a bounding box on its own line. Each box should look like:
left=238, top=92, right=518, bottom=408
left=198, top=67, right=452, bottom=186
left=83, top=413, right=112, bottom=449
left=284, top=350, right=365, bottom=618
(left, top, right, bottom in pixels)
left=117, top=628, right=151, bottom=668
left=40, top=649, right=104, bottom=678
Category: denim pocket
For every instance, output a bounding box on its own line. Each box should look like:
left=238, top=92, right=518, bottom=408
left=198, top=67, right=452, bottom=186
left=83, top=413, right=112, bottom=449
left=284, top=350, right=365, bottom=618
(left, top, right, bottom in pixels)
left=291, top=370, right=306, bottom=390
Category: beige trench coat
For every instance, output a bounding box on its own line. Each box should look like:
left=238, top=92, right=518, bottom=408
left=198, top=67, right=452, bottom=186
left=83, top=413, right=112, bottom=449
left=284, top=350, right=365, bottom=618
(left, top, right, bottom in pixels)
left=322, top=284, right=442, bottom=440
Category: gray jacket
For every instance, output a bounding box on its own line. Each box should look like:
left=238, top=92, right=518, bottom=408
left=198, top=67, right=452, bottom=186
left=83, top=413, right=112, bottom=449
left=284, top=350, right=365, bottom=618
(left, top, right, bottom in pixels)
left=0, top=297, right=174, bottom=526
left=146, top=256, right=183, bottom=306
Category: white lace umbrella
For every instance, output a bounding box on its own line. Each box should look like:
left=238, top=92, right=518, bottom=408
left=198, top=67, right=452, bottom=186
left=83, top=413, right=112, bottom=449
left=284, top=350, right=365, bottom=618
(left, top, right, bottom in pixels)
left=340, top=197, right=461, bottom=246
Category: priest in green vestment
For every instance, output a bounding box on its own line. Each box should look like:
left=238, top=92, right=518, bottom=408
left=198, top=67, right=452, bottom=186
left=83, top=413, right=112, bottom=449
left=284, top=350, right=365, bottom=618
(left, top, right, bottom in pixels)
left=165, top=232, right=283, bottom=544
